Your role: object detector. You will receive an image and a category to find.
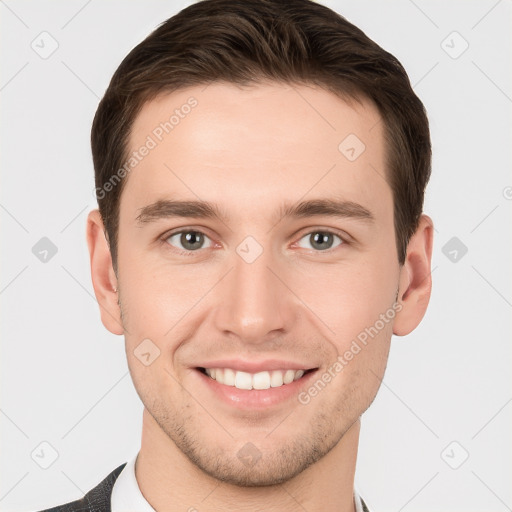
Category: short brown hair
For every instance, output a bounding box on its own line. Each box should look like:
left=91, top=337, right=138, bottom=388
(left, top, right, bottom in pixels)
left=91, top=0, right=431, bottom=270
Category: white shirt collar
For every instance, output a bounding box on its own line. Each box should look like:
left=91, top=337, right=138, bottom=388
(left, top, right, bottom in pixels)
left=111, top=451, right=366, bottom=511
left=354, top=486, right=365, bottom=512
left=111, top=452, right=155, bottom=512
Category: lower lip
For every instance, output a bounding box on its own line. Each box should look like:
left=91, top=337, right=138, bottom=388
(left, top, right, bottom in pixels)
left=194, top=369, right=318, bottom=410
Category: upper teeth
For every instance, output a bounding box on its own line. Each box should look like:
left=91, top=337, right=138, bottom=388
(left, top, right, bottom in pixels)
left=204, top=368, right=305, bottom=390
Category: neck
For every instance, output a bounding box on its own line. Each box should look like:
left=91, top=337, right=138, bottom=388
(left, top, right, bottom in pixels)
left=136, top=408, right=360, bottom=512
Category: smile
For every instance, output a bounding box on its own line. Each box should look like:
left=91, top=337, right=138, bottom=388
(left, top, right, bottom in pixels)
left=199, top=367, right=311, bottom=390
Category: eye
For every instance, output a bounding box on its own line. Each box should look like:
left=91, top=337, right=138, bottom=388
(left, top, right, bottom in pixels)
left=164, top=230, right=213, bottom=253
left=296, top=230, right=345, bottom=251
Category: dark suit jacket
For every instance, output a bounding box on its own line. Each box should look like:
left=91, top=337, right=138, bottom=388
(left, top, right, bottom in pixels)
left=37, top=463, right=126, bottom=512
left=37, top=463, right=371, bottom=511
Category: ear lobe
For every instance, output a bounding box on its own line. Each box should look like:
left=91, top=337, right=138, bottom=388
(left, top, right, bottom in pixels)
left=86, top=209, right=124, bottom=335
left=393, top=214, right=434, bottom=337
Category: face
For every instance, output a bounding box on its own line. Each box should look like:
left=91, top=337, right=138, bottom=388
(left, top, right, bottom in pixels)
left=116, top=82, right=400, bottom=486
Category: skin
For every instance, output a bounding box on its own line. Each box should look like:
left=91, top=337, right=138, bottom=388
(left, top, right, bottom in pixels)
left=87, top=81, right=433, bottom=511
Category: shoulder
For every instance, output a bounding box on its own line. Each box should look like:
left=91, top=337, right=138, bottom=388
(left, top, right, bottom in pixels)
left=35, top=463, right=127, bottom=512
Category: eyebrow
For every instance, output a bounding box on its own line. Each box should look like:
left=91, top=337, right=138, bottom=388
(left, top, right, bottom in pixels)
left=135, top=198, right=375, bottom=225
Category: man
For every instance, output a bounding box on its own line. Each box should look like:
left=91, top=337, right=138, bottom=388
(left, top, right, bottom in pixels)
left=40, top=0, right=433, bottom=510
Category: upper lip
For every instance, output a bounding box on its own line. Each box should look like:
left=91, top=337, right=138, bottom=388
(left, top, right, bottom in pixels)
left=195, top=359, right=318, bottom=373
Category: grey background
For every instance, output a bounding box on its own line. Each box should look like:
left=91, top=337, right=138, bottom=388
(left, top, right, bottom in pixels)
left=1, top=1, right=511, bottom=511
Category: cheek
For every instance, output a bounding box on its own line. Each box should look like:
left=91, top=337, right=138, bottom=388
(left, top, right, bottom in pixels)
left=118, top=258, right=215, bottom=387
left=295, top=254, right=397, bottom=390
left=297, top=253, right=398, bottom=335
left=117, top=246, right=196, bottom=335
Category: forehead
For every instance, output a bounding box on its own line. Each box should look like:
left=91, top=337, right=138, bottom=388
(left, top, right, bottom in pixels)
left=122, top=81, right=391, bottom=226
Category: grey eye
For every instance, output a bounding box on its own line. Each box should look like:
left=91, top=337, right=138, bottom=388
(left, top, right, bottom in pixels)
left=297, top=231, right=343, bottom=251
left=166, top=231, right=213, bottom=251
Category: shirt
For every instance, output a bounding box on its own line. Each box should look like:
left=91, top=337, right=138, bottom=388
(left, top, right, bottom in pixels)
left=111, top=452, right=368, bottom=511
left=111, top=453, right=155, bottom=512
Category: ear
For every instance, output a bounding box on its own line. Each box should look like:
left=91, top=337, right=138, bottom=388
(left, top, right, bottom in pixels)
left=86, top=209, right=124, bottom=335
left=393, top=214, right=434, bottom=336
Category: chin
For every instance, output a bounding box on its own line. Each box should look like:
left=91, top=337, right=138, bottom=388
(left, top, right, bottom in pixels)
left=164, top=419, right=343, bottom=488
left=186, top=444, right=325, bottom=488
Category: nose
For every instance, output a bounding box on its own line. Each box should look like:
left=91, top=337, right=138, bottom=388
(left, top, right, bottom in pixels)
left=212, top=246, right=296, bottom=345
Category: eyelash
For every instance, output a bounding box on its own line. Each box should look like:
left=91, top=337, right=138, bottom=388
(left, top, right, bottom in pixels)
left=159, top=227, right=350, bottom=256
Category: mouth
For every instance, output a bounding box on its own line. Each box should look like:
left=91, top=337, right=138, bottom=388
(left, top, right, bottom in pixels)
left=191, top=358, right=320, bottom=410
left=196, top=366, right=317, bottom=390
